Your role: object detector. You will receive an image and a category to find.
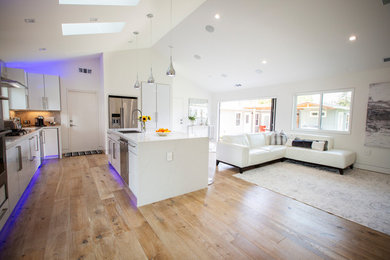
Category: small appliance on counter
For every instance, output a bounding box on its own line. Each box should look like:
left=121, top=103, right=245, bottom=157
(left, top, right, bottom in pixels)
left=35, top=116, right=45, bottom=127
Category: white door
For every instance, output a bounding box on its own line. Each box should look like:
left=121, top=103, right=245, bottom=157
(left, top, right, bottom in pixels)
left=172, top=97, right=186, bottom=132
left=156, top=84, right=170, bottom=129
left=44, top=75, right=61, bottom=111
left=141, top=82, right=157, bottom=129
left=68, top=90, right=99, bottom=152
left=27, top=73, right=45, bottom=110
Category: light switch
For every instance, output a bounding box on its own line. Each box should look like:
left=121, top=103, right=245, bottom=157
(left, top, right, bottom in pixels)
left=166, top=152, right=173, bottom=161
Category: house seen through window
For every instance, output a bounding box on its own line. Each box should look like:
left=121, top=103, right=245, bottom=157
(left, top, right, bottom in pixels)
left=219, top=98, right=276, bottom=137
left=294, top=90, right=352, bottom=132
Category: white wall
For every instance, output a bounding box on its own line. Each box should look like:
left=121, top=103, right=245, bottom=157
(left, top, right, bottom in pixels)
left=212, top=67, right=390, bottom=174
left=21, top=55, right=105, bottom=152
left=102, top=47, right=211, bottom=143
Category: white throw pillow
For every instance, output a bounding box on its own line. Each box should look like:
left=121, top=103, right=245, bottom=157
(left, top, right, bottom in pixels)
left=286, top=138, right=294, bottom=147
left=311, top=141, right=326, bottom=151
left=270, top=132, right=276, bottom=145
left=247, top=134, right=266, bottom=148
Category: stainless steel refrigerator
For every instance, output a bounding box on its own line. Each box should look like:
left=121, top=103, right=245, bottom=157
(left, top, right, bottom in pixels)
left=108, top=96, right=138, bottom=129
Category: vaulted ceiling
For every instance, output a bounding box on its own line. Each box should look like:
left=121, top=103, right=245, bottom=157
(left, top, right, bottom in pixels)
left=155, top=0, right=390, bottom=92
left=1, top=0, right=390, bottom=92
left=0, top=0, right=206, bottom=61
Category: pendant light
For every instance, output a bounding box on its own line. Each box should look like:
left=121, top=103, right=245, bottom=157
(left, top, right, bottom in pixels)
left=166, top=0, right=176, bottom=77
left=146, top=13, right=155, bottom=83
left=133, top=31, right=140, bottom=89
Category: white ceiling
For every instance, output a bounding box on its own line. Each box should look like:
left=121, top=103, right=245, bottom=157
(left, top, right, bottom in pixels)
left=0, top=0, right=206, bottom=62
left=1, top=0, right=390, bottom=93
left=155, top=0, right=390, bottom=92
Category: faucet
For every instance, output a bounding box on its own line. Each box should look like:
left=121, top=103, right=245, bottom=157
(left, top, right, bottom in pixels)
left=132, top=109, right=143, bottom=132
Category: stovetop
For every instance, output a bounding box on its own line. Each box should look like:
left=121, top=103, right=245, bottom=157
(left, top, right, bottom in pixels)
left=5, top=129, right=29, bottom=136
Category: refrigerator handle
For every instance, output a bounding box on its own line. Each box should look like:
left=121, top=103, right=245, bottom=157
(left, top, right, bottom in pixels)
left=120, top=107, right=124, bottom=128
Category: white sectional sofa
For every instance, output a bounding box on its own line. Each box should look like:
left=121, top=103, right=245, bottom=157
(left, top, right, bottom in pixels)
left=216, top=132, right=356, bottom=174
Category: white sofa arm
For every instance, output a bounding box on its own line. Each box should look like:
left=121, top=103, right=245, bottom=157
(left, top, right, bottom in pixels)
left=216, top=142, right=250, bottom=167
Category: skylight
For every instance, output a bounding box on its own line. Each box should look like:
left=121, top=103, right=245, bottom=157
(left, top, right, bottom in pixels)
left=59, top=0, right=139, bottom=6
left=62, top=22, right=125, bottom=36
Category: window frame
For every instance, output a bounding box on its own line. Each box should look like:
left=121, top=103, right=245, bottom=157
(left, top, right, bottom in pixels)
left=292, top=88, right=354, bottom=134
left=235, top=112, right=241, bottom=126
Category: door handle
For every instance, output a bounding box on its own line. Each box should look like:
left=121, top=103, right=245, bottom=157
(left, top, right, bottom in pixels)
left=17, top=146, right=22, bottom=172
left=29, top=137, right=34, bottom=161
left=0, top=207, right=8, bottom=221
left=35, top=136, right=39, bottom=151
left=70, top=124, right=77, bottom=127
left=113, top=143, right=116, bottom=159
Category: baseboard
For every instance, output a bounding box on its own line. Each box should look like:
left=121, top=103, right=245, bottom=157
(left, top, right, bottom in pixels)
left=355, top=163, right=390, bottom=174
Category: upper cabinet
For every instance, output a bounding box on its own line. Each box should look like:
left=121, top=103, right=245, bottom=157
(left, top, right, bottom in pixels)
left=27, top=73, right=45, bottom=110
left=44, top=75, right=61, bottom=111
left=6, top=68, right=28, bottom=110
left=141, top=83, right=171, bottom=130
left=27, top=73, right=61, bottom=111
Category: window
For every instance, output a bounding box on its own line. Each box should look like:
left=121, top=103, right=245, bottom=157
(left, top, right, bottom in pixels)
left=219, top=98, right=276, bottom=137
left=235, top=113, right=241, bottom=126
left=294, top=90, right=353, bottom=132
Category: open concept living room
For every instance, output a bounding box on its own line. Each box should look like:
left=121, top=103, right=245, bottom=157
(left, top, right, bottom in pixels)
left=0, top=0, right=390, bottom=259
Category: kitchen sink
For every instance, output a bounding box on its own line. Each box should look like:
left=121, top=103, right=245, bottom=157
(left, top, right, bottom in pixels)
left=119, top=130, right=141, bottom=134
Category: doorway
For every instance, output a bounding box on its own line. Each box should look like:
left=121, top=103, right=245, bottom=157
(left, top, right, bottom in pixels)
left=67, top=90, right=99, bottom=152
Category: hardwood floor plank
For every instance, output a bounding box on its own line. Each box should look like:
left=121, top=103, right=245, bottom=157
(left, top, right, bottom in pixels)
left=0, top=154, right=389, bottom=260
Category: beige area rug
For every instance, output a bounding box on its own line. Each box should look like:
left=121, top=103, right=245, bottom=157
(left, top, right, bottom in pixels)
left=233, top=161, right=390, bottom=235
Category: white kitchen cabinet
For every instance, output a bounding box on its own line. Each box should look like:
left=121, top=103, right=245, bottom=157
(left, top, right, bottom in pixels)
left=128, top=143, right=137, bottom=194
left=43, top=128, right=59, bottom=158
left=112, top=140, right=120, bottom=173
left=6, top=145, right=20, bottom=214
left=27, top=73, right=61, bottom=111
left=44, top=75, right=61, bottom=111
left=141, top=83, right=171, bottom=130
left=27, top=73, right=45, bottom=110
left=5, top=131, right=41, bottom=223
left=6, top=68, right=28, bottom=110
left=156, top=84, right=170, bottom=129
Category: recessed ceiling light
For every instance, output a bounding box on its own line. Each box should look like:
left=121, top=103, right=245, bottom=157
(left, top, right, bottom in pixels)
left=214, top=13, right=220, bottom=19
left=39, top=48, right=46, bottom=51
left=61, top=22, right=125, bottom=36
left=24, top=18, right=35, bottom=23
left=235, top=84, right=242, bottom=88
left=221, top=73, right=227, bottom=78
left=261, top=60, right=268, bottom=64
left=255, top=69, right=262, bottom=74
left=349, top=35, right=357, bottom=42
left=205, top=25, right=215, bottom=33
left=59, top=0, right=140, bottom=6
left=194, top=54, right=201, bottom=60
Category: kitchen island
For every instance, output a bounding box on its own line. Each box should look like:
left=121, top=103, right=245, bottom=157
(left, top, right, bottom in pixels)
left=107, top=129, right=209, bottom=207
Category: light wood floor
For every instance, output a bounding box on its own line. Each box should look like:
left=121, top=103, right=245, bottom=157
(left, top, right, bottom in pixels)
left=0, top=154, right=389, bottom=260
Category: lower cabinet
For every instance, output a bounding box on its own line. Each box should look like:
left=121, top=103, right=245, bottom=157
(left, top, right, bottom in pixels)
left=5, top=132, right=41, bottom=221
left=107, top=134, right=120, bottom=174
left=42, top=128, right=59, bottom=158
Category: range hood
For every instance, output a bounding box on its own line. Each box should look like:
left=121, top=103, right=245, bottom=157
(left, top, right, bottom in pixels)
left=0, top=60, right=27, bottom=89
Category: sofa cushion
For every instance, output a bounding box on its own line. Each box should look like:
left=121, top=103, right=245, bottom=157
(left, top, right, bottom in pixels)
left=285, top=147, right=356, bottom=169
left=249, top=148, right=284, bottom=165
left=311, top=141, right=326, bottom=151
left=221, top=135, right=249, bottom=147
left=246, top=133, right=266, bottom=148
left=287, top=133, right=334, bottom=150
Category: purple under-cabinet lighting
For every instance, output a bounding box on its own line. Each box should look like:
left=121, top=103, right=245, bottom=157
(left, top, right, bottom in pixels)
left=0, top=167, right=42, bottom=248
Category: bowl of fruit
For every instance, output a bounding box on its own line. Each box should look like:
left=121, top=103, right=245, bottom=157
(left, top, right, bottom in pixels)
left=156, top=128, right=171, bottom=136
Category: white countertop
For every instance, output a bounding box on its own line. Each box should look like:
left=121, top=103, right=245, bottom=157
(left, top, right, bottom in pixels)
left=108, top=129, right=208, bottom=144
left=5, top=126, right=60, bottom=150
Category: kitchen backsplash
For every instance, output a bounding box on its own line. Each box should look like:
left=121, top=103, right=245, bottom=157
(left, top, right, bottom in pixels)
left=9, top=111, right=61, bottom=127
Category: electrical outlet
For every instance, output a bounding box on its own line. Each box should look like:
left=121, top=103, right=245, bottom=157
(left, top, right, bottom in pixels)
left=364, top=149, right=372, bottom=156
left=166, top=152, right=173, bottom=161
